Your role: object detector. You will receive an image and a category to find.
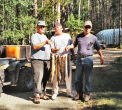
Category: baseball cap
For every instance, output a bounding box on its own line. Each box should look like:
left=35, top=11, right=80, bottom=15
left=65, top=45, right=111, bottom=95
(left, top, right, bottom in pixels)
left=54, top=22, right=62, bottom=27
left=84, top=20, right=92, bottom=27
left=37, top=21, right=46, bottom=26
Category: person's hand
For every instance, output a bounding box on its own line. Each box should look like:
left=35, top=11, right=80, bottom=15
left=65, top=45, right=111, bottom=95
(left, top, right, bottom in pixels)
left=65, top=46, right=69, bottom=51
left=51, top=47, right=61, bottom=53
left=46, top=40, right=51, bottom=45
left=72, top=55, right=76, bottom=63
left=100, top=56, right=104, bottom=65
left=55, top=46, right=60, bottom=52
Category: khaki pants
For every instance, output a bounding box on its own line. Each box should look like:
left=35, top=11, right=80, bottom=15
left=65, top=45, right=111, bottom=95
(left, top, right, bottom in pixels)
left=52, top=54, right=72, bottom=95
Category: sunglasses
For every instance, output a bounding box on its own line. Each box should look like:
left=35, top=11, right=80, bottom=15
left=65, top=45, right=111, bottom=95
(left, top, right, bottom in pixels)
left=84, top=26, right=91, bottom=29
left=38, top=26, right=45, bottom=28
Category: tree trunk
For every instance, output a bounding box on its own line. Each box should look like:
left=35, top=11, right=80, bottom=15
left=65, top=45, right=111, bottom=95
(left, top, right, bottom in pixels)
left=119, top=0, right=122, bottom=48
left=34, top=0, right=38, bottom=18
left=52, top=0, right=55, bottom=27
left=78, top=0, right=81, bottom=25
left=98, top=0, right=102, bottom=30
left=83, top=0, right=85, bottom=21
left=61, top=6, right=66, bottom=29
left=57, top=1, right=60, bottom=23
left=113, top=18, right=115, bottom=46
left=70, top=0, right=73, bottom=15
left=102, top=0, right=105, bottom=30
left=16, top=3, right=24, bottom=45
left=88, top=0, right=90, bottom=19
left=2, top=1, right=5, bottom=37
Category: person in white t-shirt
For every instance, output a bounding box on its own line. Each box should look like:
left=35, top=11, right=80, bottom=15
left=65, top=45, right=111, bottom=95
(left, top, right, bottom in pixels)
left=31, top=21, right=51, bottom=104
left=50, top=22, right=75, bottom=100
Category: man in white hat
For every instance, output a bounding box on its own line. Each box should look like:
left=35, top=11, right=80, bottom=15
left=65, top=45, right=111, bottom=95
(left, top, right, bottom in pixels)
left=73, top=20, right=104, bottom=102
left=31, top=20, right=51, bottom=104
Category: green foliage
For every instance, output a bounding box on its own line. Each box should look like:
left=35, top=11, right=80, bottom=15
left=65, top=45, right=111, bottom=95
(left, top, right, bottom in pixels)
left=60, top=0, right=71, bottom=7
left=0, top=0, right=120, bottom=45
left=110, top=0, right=119, bottom=18
left=38, top=0, right=58, bottom=31
left=65, top=14, right=84, bottom=36
left=73, top=0, right=89, bottom=20
left=0, top=0, right=36, bottom=45
left=120, top=45, right=122, bottom=49
left=37, top=0, right=71, bottom=31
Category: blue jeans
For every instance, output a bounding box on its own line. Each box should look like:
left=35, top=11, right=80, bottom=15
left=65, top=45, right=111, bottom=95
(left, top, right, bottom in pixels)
left=75, top=56, right=93, bottom=95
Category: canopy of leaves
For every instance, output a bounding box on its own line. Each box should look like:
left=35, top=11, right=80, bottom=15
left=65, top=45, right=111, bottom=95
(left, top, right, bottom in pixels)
left=0, top=0, right=36, bottom=45
left=65, top=14, right=84, bottom=36
left=0, top=0, right=122, bottom=45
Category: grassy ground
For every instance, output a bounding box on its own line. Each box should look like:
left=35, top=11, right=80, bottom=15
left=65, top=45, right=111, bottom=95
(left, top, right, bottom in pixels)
left=76, top=57, right=122, bottom=110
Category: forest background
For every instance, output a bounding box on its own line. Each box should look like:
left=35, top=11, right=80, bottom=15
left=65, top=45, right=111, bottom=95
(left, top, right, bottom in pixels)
left=0, top=0, right=121, bottom=46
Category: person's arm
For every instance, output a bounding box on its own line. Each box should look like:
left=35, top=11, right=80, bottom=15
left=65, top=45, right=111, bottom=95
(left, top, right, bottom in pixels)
left=33, top=40, right=51, bottom=50
left=65, top=43, right=74, bottom=51
left=51, top=47, right=60, bottom=53
left=65, top=43, right=76, bottom=63
left=97, top=49, right=104, bottom=65
left=70, top=46, right=76, bottom=63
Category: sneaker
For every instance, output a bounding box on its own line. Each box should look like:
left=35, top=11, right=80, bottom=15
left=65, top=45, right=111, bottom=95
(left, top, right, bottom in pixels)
left=73, top=93, right=83, bottom=100
left=73, top=93, right=80, bottom=100
left=40, top=93, right=50, bottom=100
left=67, top=93, right=75, bottom=98
left=34, top=94, right=40, bottom=104
left=83, top=94, right=91, bottom=102
left=51, top=94, right=57, bottom=100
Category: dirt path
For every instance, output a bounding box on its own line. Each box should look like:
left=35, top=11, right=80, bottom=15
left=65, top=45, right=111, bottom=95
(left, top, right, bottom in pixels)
left=0, top=48, right=122, bottom=110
